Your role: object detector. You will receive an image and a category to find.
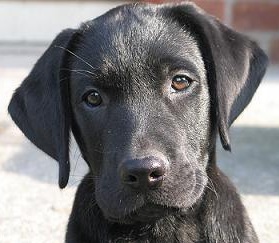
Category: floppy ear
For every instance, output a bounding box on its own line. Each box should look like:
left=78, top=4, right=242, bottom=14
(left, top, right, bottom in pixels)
left=8, top=29, right=76, bottom=188
left=166, top=3, right=268, bottom=150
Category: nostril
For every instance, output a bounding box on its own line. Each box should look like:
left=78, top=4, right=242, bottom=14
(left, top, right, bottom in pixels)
left=149, top=171, right=163, bottom=180
left=127, top=174, right=137, bottom=183
left=121, top=173, right=140, bottom=188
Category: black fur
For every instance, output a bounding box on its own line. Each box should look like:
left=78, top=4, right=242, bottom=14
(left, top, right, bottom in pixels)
left=8, top=2, right=268, bottom=243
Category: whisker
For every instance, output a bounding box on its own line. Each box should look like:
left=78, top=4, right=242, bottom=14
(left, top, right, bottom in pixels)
left=72, top=154, right=79, bottom=177
left=206, top=176, right=219, bottom=200
left=90, top=148, right=119, bottom=154
left=73, top=152, right=84, bottom=176
left=69, top=173, right=94, bottom=186
left=55, top=45, right=95, bottom=70
left=61, top=69, right=92, bottom=78
left=60, top=68, right=96, bottom=76
left=69, top=179, right=84, bottom=186
left=69, top=175, right=86, bottom=178
left=59, top=77, right=69, bottom=83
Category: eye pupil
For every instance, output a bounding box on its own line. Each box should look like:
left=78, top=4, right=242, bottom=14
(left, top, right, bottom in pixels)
left=171, top=75, right=192, bottom=92
left=85, top=91, right=102, bottom=106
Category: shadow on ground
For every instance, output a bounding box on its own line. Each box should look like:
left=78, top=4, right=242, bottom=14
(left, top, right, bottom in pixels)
left=3, top=125, right=279, bottom=195
left=218, top=126, right=279, bottom=196
left=2, top=135, right=89, bottom=187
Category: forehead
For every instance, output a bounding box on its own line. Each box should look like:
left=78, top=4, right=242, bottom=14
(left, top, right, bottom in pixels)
left=71, top=4, right=205, bottom=85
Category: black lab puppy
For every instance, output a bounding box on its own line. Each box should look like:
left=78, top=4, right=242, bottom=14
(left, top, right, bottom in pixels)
left=8, top=2, right=268, bottom=243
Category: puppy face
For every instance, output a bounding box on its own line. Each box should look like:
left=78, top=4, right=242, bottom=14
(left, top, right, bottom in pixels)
left=8, top=3, right=267, bottom=225
left=69, top=7, right=211, bottom=222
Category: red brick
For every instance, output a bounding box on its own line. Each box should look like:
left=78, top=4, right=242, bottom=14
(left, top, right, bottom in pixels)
left=270, top=38, right=279, bottom=64
left=143, top=0, right=165, bottom=2
left=192, top=0, right=224, bottom=20
left=142, top=0, right=224, bottom=20
left=233, top=3, right=279, bottom=31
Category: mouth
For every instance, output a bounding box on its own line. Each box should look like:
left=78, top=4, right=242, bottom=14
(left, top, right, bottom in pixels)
left=106, top=203, right=179, bottom=224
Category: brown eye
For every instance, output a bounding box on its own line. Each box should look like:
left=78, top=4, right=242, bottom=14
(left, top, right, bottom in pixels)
left=84, top=90, right=102, bottom=107
left=171, top=75, right=192, bottom=92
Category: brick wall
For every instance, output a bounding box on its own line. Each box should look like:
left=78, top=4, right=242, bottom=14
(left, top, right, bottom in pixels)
left=145, top=0, right=279, bottom=64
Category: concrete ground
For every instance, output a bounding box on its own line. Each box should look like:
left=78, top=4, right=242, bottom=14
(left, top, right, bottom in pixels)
left=0, top=48, right=278, bottom=243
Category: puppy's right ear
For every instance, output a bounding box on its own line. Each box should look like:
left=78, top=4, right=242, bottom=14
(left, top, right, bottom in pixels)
left=8, top=29, right=77, bottom=188
left=165, top=3, right=268, bottom=151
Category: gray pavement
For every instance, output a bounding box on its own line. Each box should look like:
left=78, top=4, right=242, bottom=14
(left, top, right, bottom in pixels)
left=0, top=52, right=278, bottom=243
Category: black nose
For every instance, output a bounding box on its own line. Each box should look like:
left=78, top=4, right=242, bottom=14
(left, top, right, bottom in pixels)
left=119, top=157, right=167, bottom=190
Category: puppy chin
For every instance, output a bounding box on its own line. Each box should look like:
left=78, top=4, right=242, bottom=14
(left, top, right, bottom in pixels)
left=95, top=193, right=201, bottom=225
left=95, top=192, right=145, bottom=222
left=100, top=202, right=175, bottom=225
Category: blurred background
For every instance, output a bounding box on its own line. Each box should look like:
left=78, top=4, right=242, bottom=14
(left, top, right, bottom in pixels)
left=0, top=1, right=278, bottom=242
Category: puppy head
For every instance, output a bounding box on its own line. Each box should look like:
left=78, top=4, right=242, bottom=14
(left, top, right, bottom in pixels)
left=68, top=6, right=211, bottom=221
left=8, top=3, right=267, bottom=223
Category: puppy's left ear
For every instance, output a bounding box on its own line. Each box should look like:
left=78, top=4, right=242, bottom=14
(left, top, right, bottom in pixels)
left=165, top=3, right=268, bottom=150
left=8, top=29, right=77, bottom=188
